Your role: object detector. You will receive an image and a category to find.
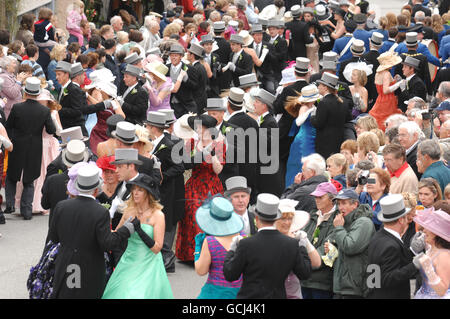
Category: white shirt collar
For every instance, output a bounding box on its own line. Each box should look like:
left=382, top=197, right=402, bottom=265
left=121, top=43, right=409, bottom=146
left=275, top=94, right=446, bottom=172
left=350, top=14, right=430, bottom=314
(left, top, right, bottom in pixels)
left=258, top=226, right=276, bottom=232
left=151, top=134, right=165, bottom=154
left=239, top=210, right=251, bottom=235
left=62, top=80, right=71, bottom=90
left=261, top=111, right=270, bottom=118
left=384, top=227, right=403, bottom=242
left=406, top=74, right=415, bottom=82
left=78, top=194, right=96, bottom=200
left=129, top=173, right=139, bottom=182
left=228, top=109, right=244, bottom=119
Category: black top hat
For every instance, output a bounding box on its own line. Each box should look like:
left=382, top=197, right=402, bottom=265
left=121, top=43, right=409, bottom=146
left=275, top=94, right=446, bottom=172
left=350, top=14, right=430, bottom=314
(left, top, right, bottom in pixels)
left=344, top=19, right=357, bottom=32
left=126, top=173, right=160, bottom=201
left=187, top=114, right=218, bottom=130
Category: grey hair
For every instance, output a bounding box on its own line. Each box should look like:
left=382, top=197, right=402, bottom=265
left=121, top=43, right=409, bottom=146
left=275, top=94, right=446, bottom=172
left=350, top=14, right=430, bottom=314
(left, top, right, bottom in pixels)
left=418, top=139, right=442, bottom=160
left=398, top=121, right=425, bottom=139
left=110, top=15, right=122, bottom=25
left=0, top=56, right=16, bottom=70
left=385, top=114, right=408, bottom=128
left=144, top=15, right=157, bottom=28
left=438, top=81, right=450, bottom=99
left=414, top=11, right=425, bottom=22
left=302, top=153, right=326, bottom=176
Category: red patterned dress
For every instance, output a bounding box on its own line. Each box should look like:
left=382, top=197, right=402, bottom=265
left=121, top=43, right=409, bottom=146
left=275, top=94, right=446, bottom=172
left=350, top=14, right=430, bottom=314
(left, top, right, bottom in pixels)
left=175, top=139, right=225, bottom=261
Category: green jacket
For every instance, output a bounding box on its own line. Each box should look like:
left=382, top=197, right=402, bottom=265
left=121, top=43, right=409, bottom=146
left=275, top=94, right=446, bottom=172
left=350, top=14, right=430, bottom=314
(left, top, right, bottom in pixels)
left=301, top=208, right=340, bottom=292
left=331, top=204, right=375, bottom=297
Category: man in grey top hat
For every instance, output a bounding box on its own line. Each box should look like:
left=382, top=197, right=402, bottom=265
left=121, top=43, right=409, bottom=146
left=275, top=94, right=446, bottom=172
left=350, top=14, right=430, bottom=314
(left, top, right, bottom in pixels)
left=396, top=55, right=427, bottom=111
left=363, top=32, right=384, bottom=110
left=117, top=64, right=149, bottom=125
left=285, top=5, right=314, bottom=60
left=248, top=24, right=271, bottom=87
left=226, top=34, right=254, bottom=88
left=167, top=43, right=199, bottom=118
left=187, top=43, right=208, bottom=114
left=265, top=20, right=287, bottom=93
left=223, top=193, right=312, bottom=298
left=368, top=194, right=419, bottom=299
left=213, top=21, right=233, bottom=91
left=47, top=164, right=135, bottom=298
left=200, top=34, right=222, bottom=98
left=4, top=77, right=56, bottom=220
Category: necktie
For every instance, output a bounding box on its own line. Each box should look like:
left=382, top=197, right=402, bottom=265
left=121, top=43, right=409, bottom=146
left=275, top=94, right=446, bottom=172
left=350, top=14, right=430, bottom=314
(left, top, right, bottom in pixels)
left=256, top=43, right=261, bottom=57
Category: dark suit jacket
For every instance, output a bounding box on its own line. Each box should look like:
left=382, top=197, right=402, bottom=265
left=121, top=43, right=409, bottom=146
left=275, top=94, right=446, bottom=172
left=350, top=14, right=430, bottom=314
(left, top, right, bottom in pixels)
left=214, top=36, right=232, bottom=91
left=217, top=120, right=239, bottom=188
left=368, top=228, right=418, bottom=299
left=6, top=99, right=56, bottom=183
left=167, top=62, right=198, bottom=118
left=41, top=171, right=69, bottom=228
left=152, top=134, right=185, bottom=231
left=48, top=196, right=130, bottom=299
left=251, top=41, right=272, bottom=78
left=257, top=113, right=283, bottom=196
left=59, top=82, right=105, bottom=136
left=286, top=19, right=313, bottom=59
left=205, top=52, right=222, bottom=98
left=406, top=142, right=422, bottom=179
left=396, top=74, right=427, bottom=112
left=311, top=94, right=352, bottom=159
left=191, top=61, right=208, bottom=114
left=229, top=50, right=254, bottom=88
left=396, top=50, right=432, bottom=97
left=223, top=229, right=312, bottom=299
left=120, top=83, right=148, bottom=125
left=363, top=49, right=380, bottom=109
left=267, top=36, right=287, bottom=80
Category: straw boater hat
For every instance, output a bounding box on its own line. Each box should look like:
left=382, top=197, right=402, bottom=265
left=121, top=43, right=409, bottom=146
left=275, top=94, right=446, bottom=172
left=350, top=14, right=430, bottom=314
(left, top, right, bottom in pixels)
left=376, top=51, right=403, bottom=72
left=298, top=84, right=322, bottom=103
left=173, top=112, right=196, bottom=139
left=278, top=199, right=310, bottom=233
left=144, top=61, right=169, bottom=82
left=195, top=197, right=244, bottom=237
left=377, top=194, right=410, bottom=223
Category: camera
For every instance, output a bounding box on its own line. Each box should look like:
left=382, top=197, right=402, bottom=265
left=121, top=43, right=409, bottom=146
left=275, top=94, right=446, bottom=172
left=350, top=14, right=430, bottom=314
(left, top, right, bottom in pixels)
left=357, top=170, right=370, bottom=185
left=421, top=111, right=432, bottom=121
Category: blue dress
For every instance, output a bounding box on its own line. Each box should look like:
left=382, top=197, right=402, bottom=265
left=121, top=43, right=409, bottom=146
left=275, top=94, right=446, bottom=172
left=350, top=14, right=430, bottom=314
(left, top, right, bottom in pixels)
left=414, top=250, right=450, bottom=299
left=285, top=114, right=316, bottom=188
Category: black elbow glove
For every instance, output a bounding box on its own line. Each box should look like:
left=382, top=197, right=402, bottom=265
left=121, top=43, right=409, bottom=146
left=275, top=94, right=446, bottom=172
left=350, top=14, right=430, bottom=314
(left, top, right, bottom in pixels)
left=132, top=218, right=155, bottom=249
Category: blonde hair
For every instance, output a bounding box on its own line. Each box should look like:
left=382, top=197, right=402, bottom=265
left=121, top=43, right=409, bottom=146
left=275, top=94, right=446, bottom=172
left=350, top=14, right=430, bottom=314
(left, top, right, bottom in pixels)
left=50, top=44, right=67, bottom=61
left=402, top=192, right=417, bottom=209
left=117, top=31, right=129, bottom=44
left=370, top=128, right=386, bottom=147
left=327, top=153, right=348, bottom=174
left=163, top=22, right=182, bottom=38
left=124, top=186, right=163, bottom=216
left=135, top=124, right=153, bottom=153
left=385, top=12, right=398, bottom=29
left=378, top=16, right=388, bottom=30
left=356, top=115, right=378, bottom=131
left=357, top=131, right=380, bottom=155
left=352, top=69, right=367, bottom=86
left=431, top=14, right=444, bottom=33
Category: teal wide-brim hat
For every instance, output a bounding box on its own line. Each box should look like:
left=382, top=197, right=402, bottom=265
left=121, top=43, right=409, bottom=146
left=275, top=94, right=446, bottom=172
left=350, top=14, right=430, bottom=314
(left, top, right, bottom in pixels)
left=195, top=197, right=244, bottom=237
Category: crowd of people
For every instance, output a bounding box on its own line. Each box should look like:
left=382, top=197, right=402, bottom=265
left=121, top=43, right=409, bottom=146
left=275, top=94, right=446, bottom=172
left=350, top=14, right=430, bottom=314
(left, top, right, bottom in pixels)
left=0, top=0, right=449, bottom=299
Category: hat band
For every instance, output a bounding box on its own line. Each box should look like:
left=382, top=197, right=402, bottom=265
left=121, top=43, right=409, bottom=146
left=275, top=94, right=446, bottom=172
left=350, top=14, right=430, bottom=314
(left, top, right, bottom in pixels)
left=295, top=67, right=309, bottom=73
left=255, top=208, right=279, bottom=220
left=25, top=88, right=40, bottom=94
left=302, top=92, right=319, bottom=98
left=228, top=97, right=243, bottom=105
left=77, top=180, right=100, bottom=190
left=381, top=208, right=406, bottom=220
left=116, top=133, right=137, bottom=142
left=65, top=153, right=84, bottom=164
left=210, top=210, right=231, bottom=221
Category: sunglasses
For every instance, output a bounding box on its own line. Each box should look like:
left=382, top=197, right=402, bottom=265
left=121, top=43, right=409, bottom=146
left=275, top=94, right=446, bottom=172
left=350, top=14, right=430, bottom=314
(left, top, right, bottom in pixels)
left=367, top=178, right=377, bottom=185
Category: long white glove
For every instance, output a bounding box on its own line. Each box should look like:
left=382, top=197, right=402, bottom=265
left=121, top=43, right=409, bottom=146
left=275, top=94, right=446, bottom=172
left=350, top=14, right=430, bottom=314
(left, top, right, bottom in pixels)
left=0, top=134, right=12, bottom=149
left=51, top=111, right=62, bottom=136
left=260, top=48, right=269, bottom=63
left=388, top=81, right=401, bottom=93
left=399, top=79, right=407, bottom=91
left=296, top=107, right=315, bottom=127
left=294, top=230, right=315, bottom=253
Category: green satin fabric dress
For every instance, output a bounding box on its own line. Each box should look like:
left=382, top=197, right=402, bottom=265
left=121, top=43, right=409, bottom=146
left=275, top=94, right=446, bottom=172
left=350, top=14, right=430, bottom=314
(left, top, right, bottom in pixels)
left=102, top=224, right=174, bottom=299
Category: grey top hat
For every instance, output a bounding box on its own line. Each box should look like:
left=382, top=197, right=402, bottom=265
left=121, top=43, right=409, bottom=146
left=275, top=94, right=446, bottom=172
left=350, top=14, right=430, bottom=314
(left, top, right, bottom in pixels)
left=205, top=98, right=226, bottom=111
left=321, top=60, right=337, bottom=70
left=112, top=121, right=139, bottom=144
left=377, top=194, right=410, bottom=223
left=353, top=13, right=367, bottom=24
left=75, top=164, right=102, bottom=193
left=316, top=4, right=331, bottom=21
left=188, top=43, right=205, bottom=58
left=295, top=57, right=310, bottom=75
left=320, top=51, right=338, bottom=65
left=339, top=0, right=350, bottom=6
left=317, top=72, right=339, bottom=90
left=169, top=43, right=185, bottom=54
left=200, top=34, right=214, bottom=44
left=370, top=32, right=384, bottom=46
left=350, top=39, right=365, bottom=55
left=111, top=148, right=143, bottom=165
left=158, top=109, right=176, bottom=125
left=60, top=126, right=89, bottom=147
left=251, top=193, right=282, bottom=221
left=146, top=47, right=161, bottom=57
left=303, top=7, right=315, bottom=15
left=122, top=64, right=142, bottom=78
left=250, top=24, right=263, bottom=34
left=239, top=73, right=260, bottom=88
left=61, top=139, right=89, bottom=168
left=213, top=21, right=226, bottom=32
left=258, top=18, right=268, bottom=26
left=55, top=61, right=72, bottom=73
left=291, top=5, right=302, bottom=17
left=124, top=52, right=143, bottom=65
left=252, top=88, right=276, bottom=107
left=23, top=77, right=42, bottom=96
left=145, top=111, right=169, bottom=128
left=402, top=55, right=421, bottom=69
left=224, top=176, right=252, bottom=197
left=230, top=34, right=244, bottom=45
left=228, top=87, right=245, bottom=107
left=405, top=32, right=418, bottom=46
left=267, top=20, right=281, bottom=28
left=70, top=62, right=85, bottom=78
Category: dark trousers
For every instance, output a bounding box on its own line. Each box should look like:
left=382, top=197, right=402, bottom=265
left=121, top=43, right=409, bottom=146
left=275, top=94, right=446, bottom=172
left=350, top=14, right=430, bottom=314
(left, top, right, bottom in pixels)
left=162, top=227, right=177, bottom=269
left=301, top=287, right=333, bottom=299
left=5, top=175, right=35, bottom=219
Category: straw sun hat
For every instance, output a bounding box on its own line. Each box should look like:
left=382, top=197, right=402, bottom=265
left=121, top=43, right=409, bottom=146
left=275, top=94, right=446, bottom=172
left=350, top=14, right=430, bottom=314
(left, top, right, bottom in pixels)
left=376, top=51, right=403, bottom=73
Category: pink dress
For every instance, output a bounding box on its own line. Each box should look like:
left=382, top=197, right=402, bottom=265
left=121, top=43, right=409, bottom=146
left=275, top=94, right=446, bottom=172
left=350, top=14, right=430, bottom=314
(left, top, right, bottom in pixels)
left=144, top=78, right=173, bottom=114
left=15, top=126, right=60, bottom=212
left=66, top=10, right=87, bottom=46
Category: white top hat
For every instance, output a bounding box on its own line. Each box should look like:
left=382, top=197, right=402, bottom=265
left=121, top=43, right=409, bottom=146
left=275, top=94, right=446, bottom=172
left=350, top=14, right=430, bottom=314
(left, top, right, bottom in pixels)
left=377, top=194, right=410, bottom=223
left=62, top=139, right=90, bottom=168
left=251, top=193, right=281, bottom=221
